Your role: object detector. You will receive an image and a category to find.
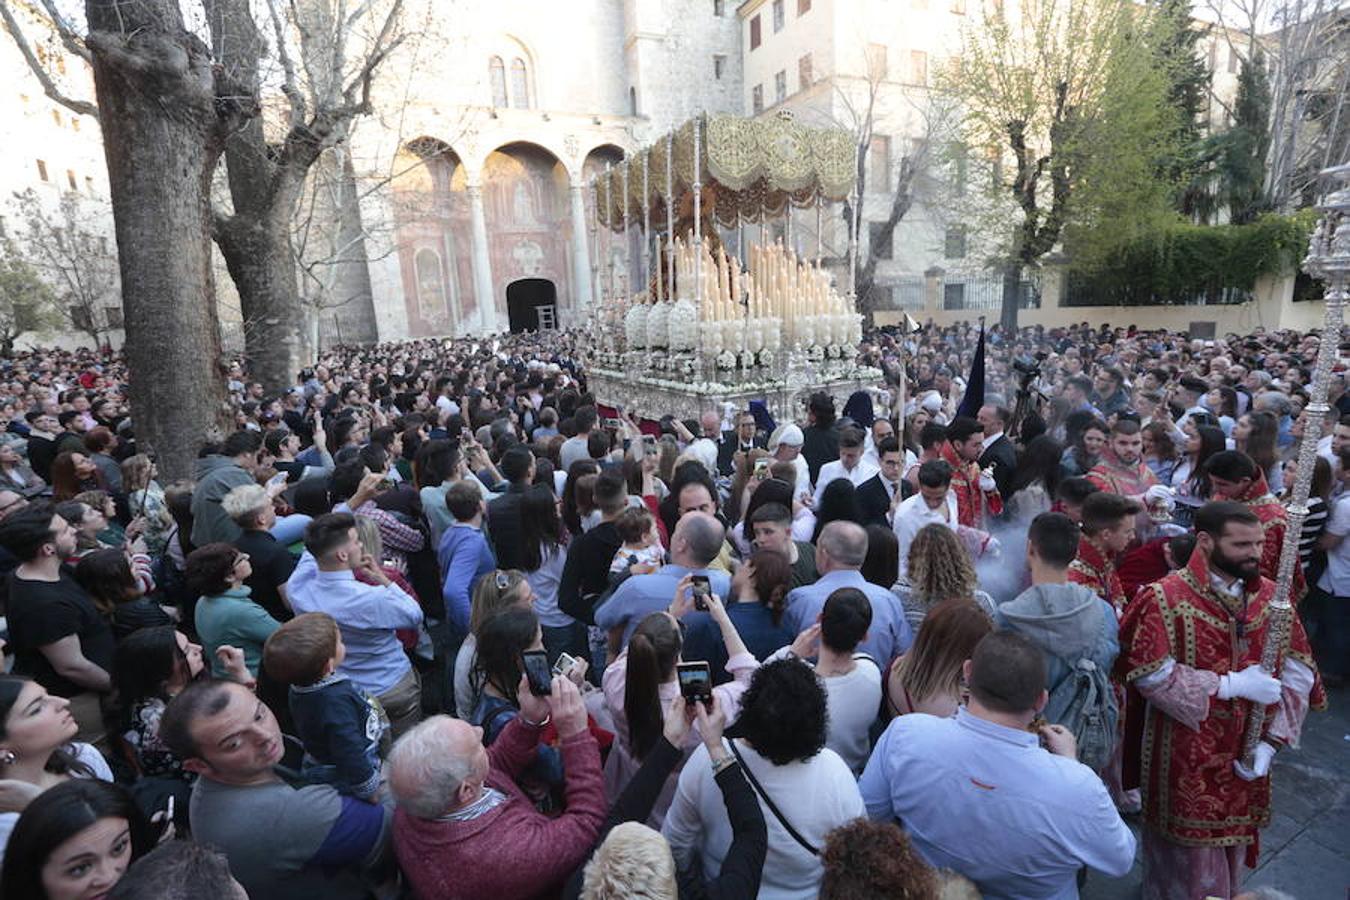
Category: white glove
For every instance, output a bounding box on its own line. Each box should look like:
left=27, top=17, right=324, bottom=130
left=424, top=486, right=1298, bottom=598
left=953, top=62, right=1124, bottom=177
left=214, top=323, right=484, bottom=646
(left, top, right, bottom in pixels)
left=978, top=468, right=997, bottom=492
left=983, top=535, right=1002, bottom=558
left=1217, top=665, right=1282, bottom=705
left=1144, top=484, right=1176, bottom=504
left=1233, top=740, right=1276, bottom=781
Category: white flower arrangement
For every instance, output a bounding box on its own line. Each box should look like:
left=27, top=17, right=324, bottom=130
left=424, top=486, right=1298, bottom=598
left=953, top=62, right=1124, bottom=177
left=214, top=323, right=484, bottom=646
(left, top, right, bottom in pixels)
left=624, top=305, right=649, bottom=349
left=758, top=349, right=776, bottom=369
left=646, top=302, right=671, bottom=349
left=717, top=350, right=738, bottom=369
left=668, top=299, right=699, bottom=351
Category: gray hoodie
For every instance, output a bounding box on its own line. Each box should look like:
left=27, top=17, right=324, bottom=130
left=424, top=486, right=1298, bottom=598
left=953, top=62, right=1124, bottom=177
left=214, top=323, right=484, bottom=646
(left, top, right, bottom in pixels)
left=190, top=455, right=255, bottom=548
left=995, top=582, right=1120, bottom=693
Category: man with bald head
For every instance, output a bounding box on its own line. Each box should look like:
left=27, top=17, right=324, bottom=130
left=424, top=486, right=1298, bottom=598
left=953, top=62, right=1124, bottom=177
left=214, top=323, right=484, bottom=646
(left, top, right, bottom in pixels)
left=781, top=521, right=912, bottom=665
left=390, top=676, right=604, bottom=899
left=595, top=511, right=731, bottom=648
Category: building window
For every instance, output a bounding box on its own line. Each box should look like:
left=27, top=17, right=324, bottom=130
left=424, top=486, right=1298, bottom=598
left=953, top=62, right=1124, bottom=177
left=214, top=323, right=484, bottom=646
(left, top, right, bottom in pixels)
left=867, top=43, right=888, bottom=80
left=774, top=70, right=787, bottom=103
left=908, top=50, right=928, bottom=85
left=36, top=159, right=48, bottom=182
left=71, top=305, right=93, bottom=332
left=750, top=14, right=761, bottom=49
left=868, top=135, right=891, bottom=192
left=714, top=54, right=726, bottom=80
left=630, top=86, right=639, bottom=115
left=752, top=84, right=764, bottom=114
left=488, top=57, right=507, bottom=107
left=798, top=53, right=813, bottom=90
left=84, top=176, right=94, bottom=194
left=51, top=109, right=61, bottom=127
left=104, top=306, right=124, bottom=329
left=714, top=0, right=725, bottom=14
left=71, top=118, right=79, bottom=132
left=773, top=0, right=785, bottom=32
left=869, top=222, right=893, bottom=260
left=951, top=0, right=965, bottom=11
left=414, top=248, right=448, bottom=318
left=510, top=58, right=530, bottom=109
left=944, top=225, right=968, bottom=259
left=66, top=170, right=77, bottom=191
left=943, top=282, right=966, bottom=309
left=952, top=144, right=969, bottom=194
left=1228, top=47, right=1241, bottom=74
left=798, top=0, right=811, bottom=13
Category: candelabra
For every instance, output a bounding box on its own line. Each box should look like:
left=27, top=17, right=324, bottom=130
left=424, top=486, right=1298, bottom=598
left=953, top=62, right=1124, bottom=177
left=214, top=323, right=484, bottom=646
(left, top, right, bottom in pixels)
left=1242, top=162, right=1350, bottom=765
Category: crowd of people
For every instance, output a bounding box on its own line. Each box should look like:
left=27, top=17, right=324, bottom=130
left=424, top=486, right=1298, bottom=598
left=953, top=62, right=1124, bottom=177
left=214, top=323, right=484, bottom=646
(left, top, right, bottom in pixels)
left=0, top=318, right=1339, bottom=900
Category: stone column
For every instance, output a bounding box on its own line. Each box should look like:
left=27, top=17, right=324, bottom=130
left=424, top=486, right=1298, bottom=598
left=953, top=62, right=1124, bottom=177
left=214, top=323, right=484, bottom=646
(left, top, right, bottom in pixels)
left=466, top=182, right=497, bottom=335
left=569, top=181, right=593, bottom=322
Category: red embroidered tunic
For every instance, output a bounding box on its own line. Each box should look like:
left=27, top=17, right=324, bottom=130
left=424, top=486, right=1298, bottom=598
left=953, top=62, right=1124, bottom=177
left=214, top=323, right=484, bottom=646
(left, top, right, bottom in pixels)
left=1119, top=551, right=1326, bottom=858
left=939, top=441, right=1002, bottom=528
left=1068, top=536, right=1127, bottom=614
left=1228, top=472, right=1303, bottom=598
left=1087, top=451, right=1159, bottom=498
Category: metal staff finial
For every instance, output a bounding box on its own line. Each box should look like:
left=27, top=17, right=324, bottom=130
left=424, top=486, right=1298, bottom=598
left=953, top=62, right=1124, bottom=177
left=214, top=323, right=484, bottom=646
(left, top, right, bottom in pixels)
left=1241, top=161, right=1349, bottom=766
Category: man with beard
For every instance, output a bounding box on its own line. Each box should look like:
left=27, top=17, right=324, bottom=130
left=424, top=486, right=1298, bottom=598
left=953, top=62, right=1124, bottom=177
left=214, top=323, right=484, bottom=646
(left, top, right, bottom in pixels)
left=1120, top=502, right=1324, bottom=900
left=1088, top=419, right=1172, bottom=538
left=1204, top=450, right=1299, bottom=593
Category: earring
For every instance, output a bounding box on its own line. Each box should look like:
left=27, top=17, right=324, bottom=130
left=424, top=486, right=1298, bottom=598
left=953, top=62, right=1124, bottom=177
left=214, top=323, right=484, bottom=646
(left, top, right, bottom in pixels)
left=0, top=750, right=16, bottom=766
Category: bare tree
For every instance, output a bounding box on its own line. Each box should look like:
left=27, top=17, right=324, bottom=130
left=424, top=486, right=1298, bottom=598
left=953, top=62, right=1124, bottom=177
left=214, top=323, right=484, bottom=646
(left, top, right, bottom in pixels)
left=8, top=189, right=119, bottom=347
left=0, top=0, right=247, bottom=480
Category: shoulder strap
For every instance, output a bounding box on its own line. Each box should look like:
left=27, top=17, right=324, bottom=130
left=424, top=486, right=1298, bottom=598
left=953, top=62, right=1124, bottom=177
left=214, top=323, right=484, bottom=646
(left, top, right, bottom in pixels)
left=727, top=740, right=818, bottom=856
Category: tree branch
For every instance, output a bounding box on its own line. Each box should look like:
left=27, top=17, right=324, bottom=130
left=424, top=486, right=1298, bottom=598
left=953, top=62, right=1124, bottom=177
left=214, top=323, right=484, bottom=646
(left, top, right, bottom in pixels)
left=0, top=0, right=99, bottom=119
left=34, top=0, right=90, bottom=62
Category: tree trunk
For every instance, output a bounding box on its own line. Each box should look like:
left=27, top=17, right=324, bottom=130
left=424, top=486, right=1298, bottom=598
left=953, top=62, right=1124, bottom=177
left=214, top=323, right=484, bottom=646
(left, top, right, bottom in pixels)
left=216, top=213, right=306, bottom=395
left=84, top=0, right=234, bottom=482
left=1000, top=264, right=1021, bottom=334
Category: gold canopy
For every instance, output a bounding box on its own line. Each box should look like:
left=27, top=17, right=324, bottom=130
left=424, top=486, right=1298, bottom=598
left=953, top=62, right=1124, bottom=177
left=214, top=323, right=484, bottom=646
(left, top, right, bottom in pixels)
left=599, top=113, right=856, bottom=230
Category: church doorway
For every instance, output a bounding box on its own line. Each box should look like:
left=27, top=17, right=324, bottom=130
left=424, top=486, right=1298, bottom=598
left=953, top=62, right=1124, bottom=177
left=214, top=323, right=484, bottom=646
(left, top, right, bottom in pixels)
left=506, top=279, right=557, bottom=333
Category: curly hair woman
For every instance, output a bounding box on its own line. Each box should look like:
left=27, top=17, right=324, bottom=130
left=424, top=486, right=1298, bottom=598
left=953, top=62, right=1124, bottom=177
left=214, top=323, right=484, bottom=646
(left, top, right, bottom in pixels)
left=893, top=524, right=996, bottom=632
left=662, top=658, right=865, bottom=899
left=819, top=818, right=938, bottom=899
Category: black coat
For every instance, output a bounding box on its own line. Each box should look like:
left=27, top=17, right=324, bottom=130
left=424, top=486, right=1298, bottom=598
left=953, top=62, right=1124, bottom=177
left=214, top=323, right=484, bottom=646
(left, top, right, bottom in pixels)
left=486, top=482, right=530, bottom=570
left=801, top=424, right=840, bottom=485
left=856, top=473, right=909, bottom=529
left=716, top=431, right=767, bottom=477
left=979, top=435, right=1018, bottom=500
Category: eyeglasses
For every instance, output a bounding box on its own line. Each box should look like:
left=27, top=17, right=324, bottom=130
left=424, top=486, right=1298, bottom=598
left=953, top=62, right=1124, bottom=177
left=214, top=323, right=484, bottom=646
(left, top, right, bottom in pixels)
left=494, top=570, right=511, bottom=591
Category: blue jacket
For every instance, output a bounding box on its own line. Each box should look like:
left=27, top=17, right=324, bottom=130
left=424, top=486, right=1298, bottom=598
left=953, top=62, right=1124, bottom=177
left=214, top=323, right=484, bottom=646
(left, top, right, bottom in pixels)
left=289, top=674, right=386, bottom=800
left=782, top=570, right=913, bottom=666
left=436, top=523, right=496, bottom=631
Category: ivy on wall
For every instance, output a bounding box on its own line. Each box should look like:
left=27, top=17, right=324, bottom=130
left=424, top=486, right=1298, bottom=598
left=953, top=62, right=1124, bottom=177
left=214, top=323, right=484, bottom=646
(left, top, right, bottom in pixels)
left=1063, top=210, right=1317, bottom=306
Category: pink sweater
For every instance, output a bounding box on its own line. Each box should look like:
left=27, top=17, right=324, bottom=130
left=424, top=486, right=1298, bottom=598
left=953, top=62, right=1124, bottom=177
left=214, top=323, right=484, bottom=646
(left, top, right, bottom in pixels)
left=393, top=717, right=606, bottom=900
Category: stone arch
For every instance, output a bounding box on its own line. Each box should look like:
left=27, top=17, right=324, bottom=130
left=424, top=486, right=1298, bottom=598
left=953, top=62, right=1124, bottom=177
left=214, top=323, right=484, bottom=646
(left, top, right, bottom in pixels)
left=390, top=137, right=471, bottom=337
left=481, top=141, right=572, bottom=318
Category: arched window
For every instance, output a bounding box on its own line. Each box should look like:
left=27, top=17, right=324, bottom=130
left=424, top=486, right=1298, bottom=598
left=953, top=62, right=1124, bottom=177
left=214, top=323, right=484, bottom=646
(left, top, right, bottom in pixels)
left=414, top=248, right=448, bottom=320
left=510, top=58, right=530, bottom=109
left=488, top=57, right=507, bottom=108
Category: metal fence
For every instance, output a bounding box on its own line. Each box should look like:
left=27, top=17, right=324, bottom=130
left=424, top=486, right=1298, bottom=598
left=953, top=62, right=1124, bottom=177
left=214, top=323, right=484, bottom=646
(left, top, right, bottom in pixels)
left=941, top=274, right=1038, bottom=310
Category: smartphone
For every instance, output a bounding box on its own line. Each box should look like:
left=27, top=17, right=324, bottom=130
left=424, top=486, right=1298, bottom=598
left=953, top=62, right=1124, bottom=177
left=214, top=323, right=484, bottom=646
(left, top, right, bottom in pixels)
left=552, top=652, right=578, bottom=678
left=521, top=650, right=553, bottom=697
left=677, top=661, right=712, bottom=706
left=602, top=417, right=621, bottom=430
left=753, top=457, right=770, bottom=478
left=690, top=575, right=711, bottom=612
left=267, top=471, right=287, bottom=487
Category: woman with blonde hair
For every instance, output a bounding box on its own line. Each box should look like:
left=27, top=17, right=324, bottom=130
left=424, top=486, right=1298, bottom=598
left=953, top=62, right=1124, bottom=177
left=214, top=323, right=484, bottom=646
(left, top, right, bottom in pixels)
left=885, top=598, right=993, bottom=717
left=452, top=568, right=534, bottom=718
left=892, top=524, right=996, bottom=632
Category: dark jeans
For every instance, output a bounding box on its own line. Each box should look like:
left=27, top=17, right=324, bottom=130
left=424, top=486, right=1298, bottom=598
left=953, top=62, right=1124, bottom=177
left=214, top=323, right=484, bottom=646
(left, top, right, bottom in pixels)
left=1301, top=587, right=1350, bottom=678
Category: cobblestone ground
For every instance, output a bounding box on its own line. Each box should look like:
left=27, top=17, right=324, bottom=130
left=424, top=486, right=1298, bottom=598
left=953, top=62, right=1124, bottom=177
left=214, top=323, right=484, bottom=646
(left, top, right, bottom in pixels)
left=1084, top=681, right=1350, bottom=899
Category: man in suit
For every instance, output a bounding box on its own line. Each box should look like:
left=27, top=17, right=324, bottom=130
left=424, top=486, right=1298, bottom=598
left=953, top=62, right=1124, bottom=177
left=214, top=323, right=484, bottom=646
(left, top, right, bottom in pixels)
left=977, top=404, right=1018, bottom=500
left=716, top=410, right=766, bottom=476
left=857, top=436, right=910, bottom=528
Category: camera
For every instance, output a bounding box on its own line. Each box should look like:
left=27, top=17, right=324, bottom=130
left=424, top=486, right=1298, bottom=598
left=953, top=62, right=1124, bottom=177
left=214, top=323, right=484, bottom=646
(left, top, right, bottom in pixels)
left=1012, top=352, right=1047, bottom=379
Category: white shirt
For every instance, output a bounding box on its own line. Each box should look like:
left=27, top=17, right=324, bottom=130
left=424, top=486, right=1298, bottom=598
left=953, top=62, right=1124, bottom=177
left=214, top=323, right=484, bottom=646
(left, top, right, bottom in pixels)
left=893, top=492, right=958, bottom=580
left=664, top=740, right=864, bottom=900
left=1318, top=494, right=1350, bottom=596
left=812, top=457, right=880, bottom=507
left=768, top=648, right=883, bottom=775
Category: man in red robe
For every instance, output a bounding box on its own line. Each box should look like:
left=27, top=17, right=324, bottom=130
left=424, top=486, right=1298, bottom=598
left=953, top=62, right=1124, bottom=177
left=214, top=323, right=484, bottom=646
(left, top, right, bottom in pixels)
left=1120, top=501, right=1324, bottom=900
left=1068, top=492, right=1141, bottom=615
left=939, top=416, right=1002, bottom=528
left=1088, top=419, right=1168, bottom=541
left=1204, top=450, right=1304, bottom=596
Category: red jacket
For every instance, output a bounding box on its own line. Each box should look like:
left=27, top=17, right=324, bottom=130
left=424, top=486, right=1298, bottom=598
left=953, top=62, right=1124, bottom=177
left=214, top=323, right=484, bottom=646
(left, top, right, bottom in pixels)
left=393, top=718, right=606, bottom=900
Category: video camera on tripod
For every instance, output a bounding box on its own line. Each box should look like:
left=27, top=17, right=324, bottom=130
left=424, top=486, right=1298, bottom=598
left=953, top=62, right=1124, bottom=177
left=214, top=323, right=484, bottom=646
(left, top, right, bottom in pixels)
left=1009, top=351, right=1049, bottom=440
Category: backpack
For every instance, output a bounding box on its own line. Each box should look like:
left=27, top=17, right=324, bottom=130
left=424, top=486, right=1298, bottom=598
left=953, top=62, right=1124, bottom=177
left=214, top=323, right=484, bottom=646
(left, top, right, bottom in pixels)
left=1043, top=653, right=1118, bottom=772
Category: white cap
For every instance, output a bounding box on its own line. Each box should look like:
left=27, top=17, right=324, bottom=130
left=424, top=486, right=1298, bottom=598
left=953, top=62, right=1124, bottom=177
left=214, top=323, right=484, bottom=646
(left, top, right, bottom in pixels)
left=920, top=391, right=943, bottom=413
left=773, top=424, right=805, bottom=448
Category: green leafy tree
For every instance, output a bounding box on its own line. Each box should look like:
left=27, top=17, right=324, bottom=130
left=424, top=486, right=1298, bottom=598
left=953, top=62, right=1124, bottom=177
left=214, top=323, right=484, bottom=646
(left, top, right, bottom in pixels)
left=1217, top=52, right=1273, bottom=225
left=1146, top=0, right=1215, bottom=220
left=0, top=250, right=57, bottom=357
left=945, top=0, right=1179, bottom=329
